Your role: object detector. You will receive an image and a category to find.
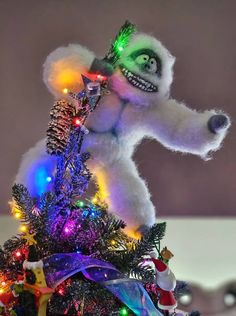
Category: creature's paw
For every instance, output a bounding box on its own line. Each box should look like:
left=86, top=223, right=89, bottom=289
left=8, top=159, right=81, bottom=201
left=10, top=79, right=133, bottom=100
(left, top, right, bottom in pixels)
left=198, top=112, right=231, bottom=159
left=207, top=114, right=230, bottom=134
left=43, top=44, right=95, bottom=98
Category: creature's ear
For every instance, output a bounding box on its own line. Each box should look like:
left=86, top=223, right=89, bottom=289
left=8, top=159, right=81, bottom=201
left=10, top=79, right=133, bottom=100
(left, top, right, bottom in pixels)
left=43, top=44, right=95, bottom=98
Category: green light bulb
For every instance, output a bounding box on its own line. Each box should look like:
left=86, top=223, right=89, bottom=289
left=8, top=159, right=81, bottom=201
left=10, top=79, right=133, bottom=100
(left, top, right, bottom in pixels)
left=118, top=46, right=124, bottom=52
left=120, top=307, right=128, bottom=316
left=76, top=200, right=84, bottom=207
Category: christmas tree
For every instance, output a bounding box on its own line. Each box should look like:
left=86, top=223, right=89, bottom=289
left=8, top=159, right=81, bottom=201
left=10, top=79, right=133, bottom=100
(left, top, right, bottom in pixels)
left=0, top=22, right=200, bottom=316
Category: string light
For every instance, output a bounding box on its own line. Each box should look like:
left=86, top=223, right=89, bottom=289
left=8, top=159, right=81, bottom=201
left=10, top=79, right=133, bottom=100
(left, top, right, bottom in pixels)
left=14, top=212, right=21, bottom=219
left=64, top=227, right=70, bottom=234
left=118, top=46, right=124, bottom=52
left=58, top=288, right=65, bottom=295
left=46, top=176, right=52, bottom=183
left=15, top=251, right=21, bottom=257
left=72, top=117, right=81, bottom=127
left=76, top=200, right=84, bottom=208
left=111, top=240, right=116, bottom=246
left=9, top=200, right=23, bottom=220
left=63, top=88, right=69, bottom=94
left=92, top=197, right=98, bottom=204
left=96, top=74, right=106, bottom=81
left=119, top=306, right=128, bottom=315
left=0, top=288, right=4, bottom=294
left=19, top=225, right=27, bottom=233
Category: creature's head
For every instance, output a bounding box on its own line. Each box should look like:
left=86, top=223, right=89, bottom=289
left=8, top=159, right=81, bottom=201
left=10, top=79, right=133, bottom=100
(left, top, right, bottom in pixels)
left=110, top=33, right=175, bottom=106
left=43, top=32, right=175, bottom=106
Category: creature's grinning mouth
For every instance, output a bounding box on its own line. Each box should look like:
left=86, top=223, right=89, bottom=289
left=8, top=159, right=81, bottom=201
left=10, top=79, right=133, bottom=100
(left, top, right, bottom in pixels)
left=120, top=66, right=158, bottom=92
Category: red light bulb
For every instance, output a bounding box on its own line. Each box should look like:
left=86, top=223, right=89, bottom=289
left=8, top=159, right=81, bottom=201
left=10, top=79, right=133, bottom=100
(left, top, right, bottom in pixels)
left=16, top=251, right=21, bottom=257
left=96, top=74, right=106, bottom=81
left=58, top=288, right=64, bottom=295
left=72, top=117, right=81, bottom=127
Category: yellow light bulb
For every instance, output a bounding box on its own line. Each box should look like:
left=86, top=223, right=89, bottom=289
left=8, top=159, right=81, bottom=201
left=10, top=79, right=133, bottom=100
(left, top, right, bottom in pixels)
left=63, top=88, right=69, bottom=94
left=111, top=240, right=116, bottom=246
left=0, top=288, right=4, bottom=294
left=19, top=225, right=27, bottom=232
left=14, top=212, right=21, bottom=219
left=92, top=197, right=98, bottom=204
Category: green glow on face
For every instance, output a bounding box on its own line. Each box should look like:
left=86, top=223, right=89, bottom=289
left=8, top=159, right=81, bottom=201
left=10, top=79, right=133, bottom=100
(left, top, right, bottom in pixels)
left=119, top=307, right=128, bottom=315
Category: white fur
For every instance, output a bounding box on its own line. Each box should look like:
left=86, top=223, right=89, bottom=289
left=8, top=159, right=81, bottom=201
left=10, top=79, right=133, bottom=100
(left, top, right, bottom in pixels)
left=16, top=33, right=230, bottom=237
left=23, top=260, right=44, bottom=270
left=43, top=44, right=95, bottom=98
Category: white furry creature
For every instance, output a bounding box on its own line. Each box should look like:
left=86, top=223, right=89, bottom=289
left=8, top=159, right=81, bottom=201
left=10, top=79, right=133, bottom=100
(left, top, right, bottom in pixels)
left=16, top=31, right=230, bottom=238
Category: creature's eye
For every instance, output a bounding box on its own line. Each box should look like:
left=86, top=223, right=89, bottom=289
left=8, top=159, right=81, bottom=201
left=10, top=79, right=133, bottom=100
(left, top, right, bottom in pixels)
left=135, top=54, right=150, bottom=65
left=148, top=58, right=158, bottom=73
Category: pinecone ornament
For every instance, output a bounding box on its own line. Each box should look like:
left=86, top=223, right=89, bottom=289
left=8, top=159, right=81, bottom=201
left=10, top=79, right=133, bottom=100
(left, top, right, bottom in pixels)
left=46, top=99, right=76, bottom=155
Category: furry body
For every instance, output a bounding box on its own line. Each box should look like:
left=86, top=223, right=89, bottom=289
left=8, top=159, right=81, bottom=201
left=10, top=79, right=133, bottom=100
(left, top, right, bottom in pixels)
left=16, top=33, right=230, bottom=237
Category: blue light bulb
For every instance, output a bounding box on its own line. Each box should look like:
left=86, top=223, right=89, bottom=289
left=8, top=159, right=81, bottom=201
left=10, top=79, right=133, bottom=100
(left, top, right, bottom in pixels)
left=46, top=176, right=52, bottom=182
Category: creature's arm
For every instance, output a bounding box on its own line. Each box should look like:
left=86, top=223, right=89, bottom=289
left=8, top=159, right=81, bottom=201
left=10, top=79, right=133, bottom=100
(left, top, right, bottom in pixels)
left=144, top=99, right=230, bottom=158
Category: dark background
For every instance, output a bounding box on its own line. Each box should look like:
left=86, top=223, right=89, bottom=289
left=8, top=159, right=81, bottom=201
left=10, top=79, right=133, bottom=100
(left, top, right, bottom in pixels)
left=0, top=0, right=235, bottom=216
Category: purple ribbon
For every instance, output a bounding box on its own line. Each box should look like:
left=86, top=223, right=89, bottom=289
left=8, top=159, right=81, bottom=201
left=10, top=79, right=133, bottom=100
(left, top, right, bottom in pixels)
left=43, top=253, right=163, bottom=316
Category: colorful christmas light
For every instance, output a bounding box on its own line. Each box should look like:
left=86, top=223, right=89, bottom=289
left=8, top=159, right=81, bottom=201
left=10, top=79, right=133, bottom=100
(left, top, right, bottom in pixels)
left=120, top=306, right=129, bottom=316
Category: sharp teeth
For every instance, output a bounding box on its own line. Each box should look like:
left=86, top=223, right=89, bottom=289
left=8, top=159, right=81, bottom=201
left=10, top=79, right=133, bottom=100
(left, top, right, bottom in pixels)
left=121, top=66, right=157, bottom=92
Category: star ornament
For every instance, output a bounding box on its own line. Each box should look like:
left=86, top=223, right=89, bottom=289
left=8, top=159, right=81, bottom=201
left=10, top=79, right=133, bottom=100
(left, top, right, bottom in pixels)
left=22, top=231, right=37, bottom=246
left=64, top=74, right=109, bottom=111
